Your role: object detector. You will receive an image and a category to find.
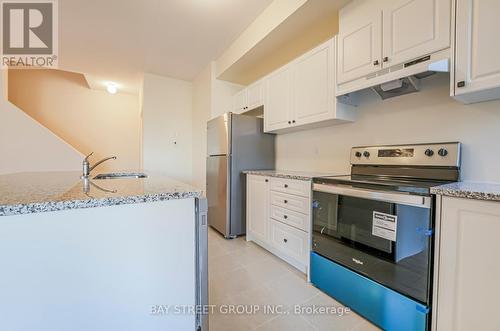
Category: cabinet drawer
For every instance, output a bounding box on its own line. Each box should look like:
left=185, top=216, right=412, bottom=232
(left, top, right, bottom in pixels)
left=270, top=177, right=311, bottom=197
left=270, top=219, right=308, bottom=264
left=270, top=205, right=309, bottom=232
left=270, top=191, right=310, bottom=214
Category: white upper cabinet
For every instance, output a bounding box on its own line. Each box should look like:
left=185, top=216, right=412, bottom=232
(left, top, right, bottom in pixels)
left=338, top=0, right=383, bottom=84
left=232, top=89, right=247, bottom=114
left=294, top=39, right=335, bottom=126
left=337, top=0, right=451, bottom=89
left=264, top=37, right=355, bottom=133
left=246, top=80, right=265, bottom=110
left=231, top=79, right=266, bottom=114
left=264, top=66, right=293, bottom=132
left=382, top=0, right=451, bottom=68
left=453, top=0, right=500, bottom=104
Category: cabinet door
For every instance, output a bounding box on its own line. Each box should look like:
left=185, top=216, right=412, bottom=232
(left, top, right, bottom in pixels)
left=382, top=0, right=451, bottom=68
left=293, top=39, right=334, bottom=126
left=264, top=66, right=292, bottom=132
left=247, top=79, right=265, bottom=110
left=436, top=197, right=500, bottom=330
left=454, top=0, right=500, bottom=98
left=246, top=175, right=269, bottom=243
left=232, top=89, right=247, bottom=114
left=338, top=0, right=382, bottom=84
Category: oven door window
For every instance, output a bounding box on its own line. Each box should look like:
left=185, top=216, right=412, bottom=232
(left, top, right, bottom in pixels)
left=313, top=191, right=394, bottom=258
left=338, top=195, right=394, bottom=256
left=312, top=190, right=432, bottom=304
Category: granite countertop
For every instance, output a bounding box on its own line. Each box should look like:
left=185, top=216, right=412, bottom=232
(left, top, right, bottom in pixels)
left=431, top=182, right=500, bottom=202
left=243, top=169, right=339, bottom=181
left=0, top=171, right=203, bottom=217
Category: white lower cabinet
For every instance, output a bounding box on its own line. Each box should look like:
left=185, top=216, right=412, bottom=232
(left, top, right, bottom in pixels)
left=269, top=219, right=308, bottom=265
left=434, top=196, right=500, bottom=331
left=246, top=175, right=311, bottom=274
left=246, top=175, right=269, bottom=243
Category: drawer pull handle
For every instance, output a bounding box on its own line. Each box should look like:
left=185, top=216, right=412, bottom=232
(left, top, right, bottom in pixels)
left=283, top=238, right=288, bottom=243
left=284, top=215, right=288, bottom=219
left=284, top=184, right=288, bottom=188
left=265, top=179, right=268, bottom=182
left=284, top=200, right=288, bottom=204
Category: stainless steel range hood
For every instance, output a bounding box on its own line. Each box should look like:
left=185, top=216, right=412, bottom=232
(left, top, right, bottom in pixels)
left=337, top=49, right=450, bottom=102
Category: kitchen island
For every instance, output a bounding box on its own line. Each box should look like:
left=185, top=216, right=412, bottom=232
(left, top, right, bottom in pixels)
left=0, top=171, right=207, bottom=331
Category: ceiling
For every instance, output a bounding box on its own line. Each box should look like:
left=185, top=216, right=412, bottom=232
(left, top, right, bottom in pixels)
left=218, top=0, right=350, bottom=85
left=58, top=0, right=273, bottom=94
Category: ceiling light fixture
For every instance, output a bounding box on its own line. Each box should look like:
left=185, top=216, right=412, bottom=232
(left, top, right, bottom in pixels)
left=106, top=82, right=118, bottom=94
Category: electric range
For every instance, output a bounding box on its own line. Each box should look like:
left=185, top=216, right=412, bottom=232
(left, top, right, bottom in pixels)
left=310, top=142, right=461, bottom=331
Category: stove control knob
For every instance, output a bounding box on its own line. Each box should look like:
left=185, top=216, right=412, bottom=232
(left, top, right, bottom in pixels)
left=355, top=151, right=362, bottom=158
left=438, top=148, right=448, bottom=157
left=424, top=149, right=434, bottom=157
left=363, top=151, right=370, bottom=158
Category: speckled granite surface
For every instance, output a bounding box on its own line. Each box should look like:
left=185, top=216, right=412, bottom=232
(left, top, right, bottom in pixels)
left=431, top=182, right=500, bottom=202
left=243, top=170, right=339, bottom=181
left=0, top=172, right=202, bottom=217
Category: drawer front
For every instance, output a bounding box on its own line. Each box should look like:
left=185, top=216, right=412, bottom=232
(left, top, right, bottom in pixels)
left=270, top=219, right=308, bottom=264
left=270, top=191, right=310, bottom=214
left=270, top=177, right=311, bottom=197
left=270, top=205, right=309, bottom=232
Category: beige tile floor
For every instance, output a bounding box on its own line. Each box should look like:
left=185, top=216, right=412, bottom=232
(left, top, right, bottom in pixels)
left=208, top=227, right=381, bottom=331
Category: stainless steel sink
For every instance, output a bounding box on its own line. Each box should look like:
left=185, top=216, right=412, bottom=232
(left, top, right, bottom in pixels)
left=93, top=172, right=148, bottom=180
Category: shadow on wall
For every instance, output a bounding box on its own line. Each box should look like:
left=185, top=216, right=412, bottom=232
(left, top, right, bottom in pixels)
left=0, top=69, right=83, bottom=174
left=7, top=69, right=142, bottom=173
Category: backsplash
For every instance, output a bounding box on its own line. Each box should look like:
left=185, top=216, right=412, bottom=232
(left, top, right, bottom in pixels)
left=276, top=74, right=500, bottom=182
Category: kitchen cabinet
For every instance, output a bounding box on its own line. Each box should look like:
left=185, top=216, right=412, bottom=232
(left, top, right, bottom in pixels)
left=294, top=40, right=336, bottom=126
left=232, top=89, right=247, bottom=114
left=231, top=79, right=265, bottom=114
left=338, top=0, right=451, bottom=85
left=453, top=0, right=500, bottom=104
left=434, top=196, right=500, bottom=330
left=246, top=175, right=311, bottom=274
left=264, top=37, right=355, bottom=133
left=246, top=175, right=270, bottom=243
left=337, top=0, right=382, bottom=84
left=264, top=65, right=293, bottom=131
left=247, top=80, right=265, bottom=110
left=382, top=0, right=451, bottom=69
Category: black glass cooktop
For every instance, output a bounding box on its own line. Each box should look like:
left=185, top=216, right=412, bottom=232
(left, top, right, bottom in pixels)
left=313, top=174, right=451, bottom=196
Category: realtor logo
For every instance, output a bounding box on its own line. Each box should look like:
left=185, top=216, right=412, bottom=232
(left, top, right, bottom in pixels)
left=1, top=0, right=58, bottom=68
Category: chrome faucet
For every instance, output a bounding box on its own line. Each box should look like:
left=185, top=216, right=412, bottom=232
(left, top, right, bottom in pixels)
left=81, top=152, right=117, bottom=179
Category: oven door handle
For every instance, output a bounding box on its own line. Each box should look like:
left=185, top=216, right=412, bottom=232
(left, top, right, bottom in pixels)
left=313, top=183, right=431, bottom=209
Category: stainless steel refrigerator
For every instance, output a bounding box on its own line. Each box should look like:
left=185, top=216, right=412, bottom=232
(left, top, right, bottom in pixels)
left=207, top=113, right=275, bottom=238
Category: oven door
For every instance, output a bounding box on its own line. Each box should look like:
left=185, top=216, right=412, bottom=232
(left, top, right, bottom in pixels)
left=312, top=183, right=433, bottom=304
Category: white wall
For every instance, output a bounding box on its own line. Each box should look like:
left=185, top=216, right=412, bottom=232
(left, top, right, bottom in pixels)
left=192, top=65, right=212, bottom=189
left=142, top=73, right=193, bottom=184
left=211, top=63, right=243, bottom=119
left=8, top=69, right=141, bottom=173
left=0, top=70, right=83, bottom=174
left=276, top=74, right=500, bottom=182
